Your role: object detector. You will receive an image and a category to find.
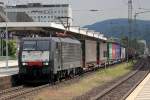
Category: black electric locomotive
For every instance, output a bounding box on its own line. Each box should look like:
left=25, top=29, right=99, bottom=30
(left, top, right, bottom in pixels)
left=18, top=37, right=82, bottom=83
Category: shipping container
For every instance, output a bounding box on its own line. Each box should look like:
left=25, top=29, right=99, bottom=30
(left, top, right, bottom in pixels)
left=81, top=40, right=97, bottom=68
left=100, top=42, right=107, bottom=64
left=116, top=44, right=121, bottom=60
left=85, top=40, right=97, bottom=64
left=61, top=38, right=82, bottom=70
left=121, top=47, right=126, bottom=59
left=108, top=42, right=122, bottom=62
left=112, top=43, right=116, bottom=60
left=108, top=43, right=112, bottom=60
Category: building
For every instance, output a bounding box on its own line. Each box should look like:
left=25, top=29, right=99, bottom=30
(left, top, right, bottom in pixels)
left=0, top=2, right=8, bottom=22
left=7, top=3, right=72, bottom=25
left=7, top=12, right=33, bottom=22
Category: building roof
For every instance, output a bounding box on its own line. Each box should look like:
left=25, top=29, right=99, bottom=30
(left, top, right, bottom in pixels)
left=8, top=3, right=69, bottom=8
left=0, top=2, right=4, bottom=5
left=0, top=22, right=107, bottom=41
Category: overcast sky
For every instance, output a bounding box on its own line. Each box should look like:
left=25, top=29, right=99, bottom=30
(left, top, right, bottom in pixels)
left=2, top=0, right=150, bottom=26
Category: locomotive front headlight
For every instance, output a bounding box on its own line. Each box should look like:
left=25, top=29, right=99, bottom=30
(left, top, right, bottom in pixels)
left=22, top=62, right=27, bottom=66
left=44, top=62, right=49, bottom=65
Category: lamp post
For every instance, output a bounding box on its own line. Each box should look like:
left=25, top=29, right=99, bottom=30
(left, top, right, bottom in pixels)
left=134, top=11, right=150, bottom=22
left=5, top=1, right=9, bottom=69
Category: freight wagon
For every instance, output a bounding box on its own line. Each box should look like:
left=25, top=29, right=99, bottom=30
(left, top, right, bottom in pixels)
left=121, top=47, right=126, bottom=61
left=107, top=42, right=122, bottom=64
left=99, top=41, right=107, bottom=66
left=81, top=40, right=97, bottom=70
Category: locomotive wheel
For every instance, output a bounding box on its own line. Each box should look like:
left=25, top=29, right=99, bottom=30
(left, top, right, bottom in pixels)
left=54, top=74, right=58, bottom=82
left=69, top=70, right=75, bottom=78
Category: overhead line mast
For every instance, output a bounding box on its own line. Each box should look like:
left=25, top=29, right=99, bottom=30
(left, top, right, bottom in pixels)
left=128, top=0, right=133, bottom=41
left=127, top=0, right=133, bottom=62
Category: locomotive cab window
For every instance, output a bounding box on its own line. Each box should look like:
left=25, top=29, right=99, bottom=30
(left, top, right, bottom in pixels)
left=23, top=40, right=50, bottom=51
left=23, top=41, right=36, bottom=50
left=37, top=41, right=50, bottom=51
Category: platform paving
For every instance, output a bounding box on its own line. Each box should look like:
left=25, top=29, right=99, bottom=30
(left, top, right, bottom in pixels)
left=126, top=73, right=150, bottom=100
left=0, top=60, right=18, bottom=77
left=0, top=60, right=18, bottom=68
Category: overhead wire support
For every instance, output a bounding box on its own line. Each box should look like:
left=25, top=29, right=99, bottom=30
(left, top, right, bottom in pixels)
left=128, top=0, right=133, bottom=40
left=127, top=0, right=133, bottom=62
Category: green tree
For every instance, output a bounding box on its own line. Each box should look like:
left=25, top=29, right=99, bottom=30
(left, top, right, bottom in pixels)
left=8, top=40, right=17, bottom=57
left=1, top=40, right=17, bottom=57
left=120, top=36, right=145, bottom=55
left=120, top=35, right=128, bottom=47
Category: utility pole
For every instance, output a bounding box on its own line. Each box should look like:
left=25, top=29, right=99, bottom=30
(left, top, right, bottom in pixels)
left=5, top=0, right=9, bottom=69
left=128, top=0, right=133, bottom=43
left=127, top=0, right=133, bottom=62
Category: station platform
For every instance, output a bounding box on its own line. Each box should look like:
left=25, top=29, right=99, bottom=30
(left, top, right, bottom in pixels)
left=0, top=60, right=18, bottom=68
left=0, top=68, right=18, bottom=77
left=0, top=60, right=18, bottom=77
left=126, top=73, right=150, bottom=100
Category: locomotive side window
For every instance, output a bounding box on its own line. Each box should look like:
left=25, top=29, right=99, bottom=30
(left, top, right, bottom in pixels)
left=37, top=41, right=49, bottom=50
left=23, top=41, right=36, bottom=50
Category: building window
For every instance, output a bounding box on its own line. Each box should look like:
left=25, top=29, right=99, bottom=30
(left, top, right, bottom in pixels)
left=64, top=10, right=68, bottom=13
left=54, top=16, right=57, bottom=19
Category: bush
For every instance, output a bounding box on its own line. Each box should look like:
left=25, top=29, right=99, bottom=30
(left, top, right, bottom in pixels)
left=8, top=40, right=17, bottom=57
left=0, top=39, right=17, bottom=57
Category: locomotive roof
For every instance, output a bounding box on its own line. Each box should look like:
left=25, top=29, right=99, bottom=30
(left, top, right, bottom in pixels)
left=22, top=37, right=51, bottom=40
left=52, top=37, right=81, bottom=44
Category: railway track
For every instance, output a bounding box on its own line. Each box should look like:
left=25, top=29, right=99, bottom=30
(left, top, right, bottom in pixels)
left=0, top=86, right=23, bottom=96
left=0, top=59, right=145, bottom=100
left=91, top=58, right=150, bottom=100
left=0, top=70, right=92, bottom=100
left=0, top=84, right=50, bottom=100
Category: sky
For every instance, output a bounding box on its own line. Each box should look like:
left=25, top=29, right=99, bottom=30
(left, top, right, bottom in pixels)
left=2, top=0, right=150, bottom=26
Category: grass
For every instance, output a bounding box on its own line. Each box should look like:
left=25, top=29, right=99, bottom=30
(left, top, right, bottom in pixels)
left=34, top=61, right=136, bottom=100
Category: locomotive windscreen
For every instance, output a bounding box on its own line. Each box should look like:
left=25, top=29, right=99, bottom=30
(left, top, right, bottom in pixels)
left=22, top=40, right=50, bottom=62
left=23, top=41, right=49, bottom=51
